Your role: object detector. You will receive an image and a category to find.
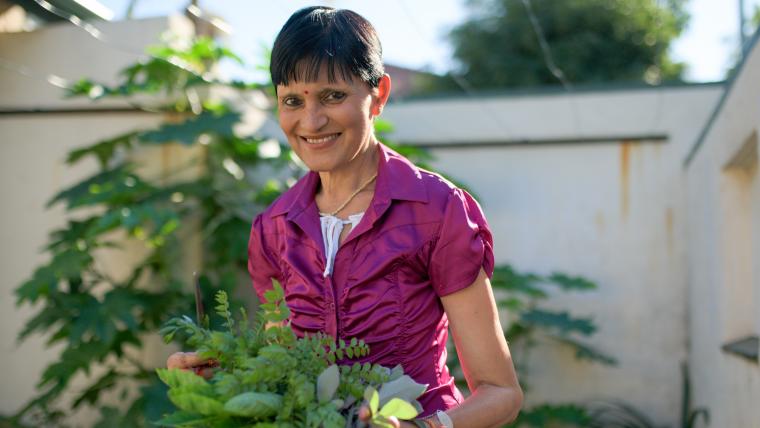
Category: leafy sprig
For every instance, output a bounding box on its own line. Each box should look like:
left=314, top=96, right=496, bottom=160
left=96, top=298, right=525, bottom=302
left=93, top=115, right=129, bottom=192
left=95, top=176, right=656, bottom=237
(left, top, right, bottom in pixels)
left=157, top=283, right=426, bottom=427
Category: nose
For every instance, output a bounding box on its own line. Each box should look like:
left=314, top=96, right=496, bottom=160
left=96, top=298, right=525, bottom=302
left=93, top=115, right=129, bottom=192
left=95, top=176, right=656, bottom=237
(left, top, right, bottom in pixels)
left=301, top=103, right=328, bottom=132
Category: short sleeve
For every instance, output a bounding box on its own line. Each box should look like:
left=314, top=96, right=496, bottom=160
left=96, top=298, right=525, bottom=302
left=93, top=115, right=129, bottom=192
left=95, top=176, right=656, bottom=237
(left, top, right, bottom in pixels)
left=429, top=188, right=495, bottom=296
left=247, top=214, right=283, bottom=303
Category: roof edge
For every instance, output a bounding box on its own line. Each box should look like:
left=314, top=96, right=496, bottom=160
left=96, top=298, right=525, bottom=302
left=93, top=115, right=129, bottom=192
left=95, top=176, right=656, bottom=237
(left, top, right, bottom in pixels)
left=683, top=26, right=760, bottom=167
left=390, top=80, right=725, bottom=104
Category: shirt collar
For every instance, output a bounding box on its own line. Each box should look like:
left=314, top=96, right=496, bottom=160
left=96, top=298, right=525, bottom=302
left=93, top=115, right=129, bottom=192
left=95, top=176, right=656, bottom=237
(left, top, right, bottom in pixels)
left=269, top=142, right=428, bottom=219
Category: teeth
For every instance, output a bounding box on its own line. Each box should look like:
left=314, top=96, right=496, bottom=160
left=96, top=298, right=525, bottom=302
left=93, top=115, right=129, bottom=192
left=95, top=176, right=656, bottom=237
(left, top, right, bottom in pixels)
left=304, top=134, right=338, bottom=144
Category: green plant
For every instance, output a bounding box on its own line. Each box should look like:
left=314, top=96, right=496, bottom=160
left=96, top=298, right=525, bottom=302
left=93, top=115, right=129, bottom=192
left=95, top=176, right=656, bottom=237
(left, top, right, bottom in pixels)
left=448, top=265, right=618, bottom=427
left=157, top=283, right=425, bottom=427
left=585, top=362, right=709, bottom=428
left=10, top=36, right=296, bottom=427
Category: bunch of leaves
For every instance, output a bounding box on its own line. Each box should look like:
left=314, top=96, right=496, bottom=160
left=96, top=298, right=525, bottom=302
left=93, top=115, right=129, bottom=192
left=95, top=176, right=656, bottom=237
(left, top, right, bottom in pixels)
left=156, top=283, right=425, bottom=428
left=9, top=36, right=299, bottom=427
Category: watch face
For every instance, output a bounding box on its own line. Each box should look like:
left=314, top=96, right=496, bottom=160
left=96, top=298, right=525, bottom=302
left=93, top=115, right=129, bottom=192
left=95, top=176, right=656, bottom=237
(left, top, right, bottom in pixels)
left=436, top=410, right=454, bottom=428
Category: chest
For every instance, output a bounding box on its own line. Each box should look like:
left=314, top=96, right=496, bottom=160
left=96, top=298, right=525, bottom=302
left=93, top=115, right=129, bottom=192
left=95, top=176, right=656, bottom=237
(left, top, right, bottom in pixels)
left=273, top=212, right=442, bottom=342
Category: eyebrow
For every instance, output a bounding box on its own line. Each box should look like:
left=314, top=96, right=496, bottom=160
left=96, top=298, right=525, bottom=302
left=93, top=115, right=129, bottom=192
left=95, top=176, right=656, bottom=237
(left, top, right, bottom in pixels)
left=278, top=86, right=349, bottom=100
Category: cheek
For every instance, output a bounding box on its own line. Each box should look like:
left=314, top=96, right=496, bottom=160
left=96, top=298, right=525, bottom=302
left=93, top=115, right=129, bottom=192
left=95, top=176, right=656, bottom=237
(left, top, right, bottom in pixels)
left=278, top=112, right=296, bottom=133
left=339, top=105, right=372, bottom=132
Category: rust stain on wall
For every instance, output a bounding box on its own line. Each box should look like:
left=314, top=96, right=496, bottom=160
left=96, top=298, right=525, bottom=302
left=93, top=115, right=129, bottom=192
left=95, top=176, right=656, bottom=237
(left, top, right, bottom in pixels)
left=666, top=206, right=674, bottom=255
left=620, top=140, right=632, bottom=221
left=595, top=210, right=606, bottom=234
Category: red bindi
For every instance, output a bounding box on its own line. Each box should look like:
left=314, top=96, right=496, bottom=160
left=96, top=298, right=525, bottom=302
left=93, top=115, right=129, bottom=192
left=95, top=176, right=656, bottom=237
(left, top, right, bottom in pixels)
left=304, top=90, right=309, bottom=94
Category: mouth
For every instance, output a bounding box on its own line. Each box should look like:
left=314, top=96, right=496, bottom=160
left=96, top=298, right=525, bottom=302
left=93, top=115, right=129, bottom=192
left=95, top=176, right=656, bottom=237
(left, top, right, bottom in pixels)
left=300, top=133, right=340, bottom=145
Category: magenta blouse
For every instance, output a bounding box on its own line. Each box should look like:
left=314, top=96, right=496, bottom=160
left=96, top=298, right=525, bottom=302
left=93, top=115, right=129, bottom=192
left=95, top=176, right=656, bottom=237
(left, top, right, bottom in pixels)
left=247, top=143, right=495, bottom=416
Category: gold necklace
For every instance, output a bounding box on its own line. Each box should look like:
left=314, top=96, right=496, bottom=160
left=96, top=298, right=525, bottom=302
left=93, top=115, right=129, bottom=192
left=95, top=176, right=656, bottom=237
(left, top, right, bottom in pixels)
left=321, top=172, right=378, bottom=217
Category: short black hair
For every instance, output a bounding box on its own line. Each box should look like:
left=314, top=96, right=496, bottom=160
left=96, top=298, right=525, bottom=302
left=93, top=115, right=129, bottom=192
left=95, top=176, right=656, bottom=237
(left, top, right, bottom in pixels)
left=270, top=6, right=384, bottom=88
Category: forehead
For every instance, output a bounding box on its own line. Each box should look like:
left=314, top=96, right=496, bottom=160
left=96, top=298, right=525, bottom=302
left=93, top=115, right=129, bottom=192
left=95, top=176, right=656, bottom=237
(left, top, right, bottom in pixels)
left=276, top=61, right=361, bottom=92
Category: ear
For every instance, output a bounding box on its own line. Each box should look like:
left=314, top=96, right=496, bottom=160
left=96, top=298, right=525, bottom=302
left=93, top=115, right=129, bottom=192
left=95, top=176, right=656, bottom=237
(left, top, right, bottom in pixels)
left=371, top=74, right=391, bottom=117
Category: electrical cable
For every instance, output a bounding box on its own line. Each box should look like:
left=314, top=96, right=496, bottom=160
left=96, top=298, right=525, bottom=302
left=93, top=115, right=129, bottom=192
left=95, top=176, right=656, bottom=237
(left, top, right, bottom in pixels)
left=394, top=0, right=514, bottom=139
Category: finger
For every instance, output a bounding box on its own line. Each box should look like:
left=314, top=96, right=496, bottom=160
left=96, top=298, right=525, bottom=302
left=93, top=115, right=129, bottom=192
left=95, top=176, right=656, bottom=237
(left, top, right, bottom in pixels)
left=167, top=352, right=209, bottom=369
left=387, top=416, right=401, bottom=428
left=358, top=405, right=371, bottom=422
left=196, top=366, right=215, bottom=380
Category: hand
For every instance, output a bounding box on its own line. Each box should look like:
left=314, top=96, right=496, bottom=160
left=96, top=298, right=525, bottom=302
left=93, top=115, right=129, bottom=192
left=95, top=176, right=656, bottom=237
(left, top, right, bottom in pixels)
left=357, top=405, right=417, bottom=428
left=166, top=351, right=218, bottom=380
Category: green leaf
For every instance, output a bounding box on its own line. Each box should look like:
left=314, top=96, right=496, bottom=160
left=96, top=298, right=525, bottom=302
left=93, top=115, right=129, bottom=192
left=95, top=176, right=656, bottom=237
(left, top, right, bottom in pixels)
left=153, top=410, right=214, bottom=426
left=140, top=111, right=240, bottom=146
left=71, top=369, right=119, bottom=409
left=377, top=375, right=427, bottom=407
left=156, top=368, right=211, bottom=391
left=520, top=308, right=596, bottom=336
left=46, top=163, right=152, bottom=210
left=167, top=390, right=224, bottom=415
left=547, top=272, right=598, bottom=291
left=549, top=335, right=617, bottom=366
left=364, top=386, right=379, bottom=415
left=514, top=403, right=591, bottom=427
left=66, top=132, right=138, bottom=168
left=378, top=398, right=419, bottom=420
left=317, top=364, right=340, bottom=404
left=489, top=265, right=547, bottom=298
left=223, top=392, right=282, bottom=418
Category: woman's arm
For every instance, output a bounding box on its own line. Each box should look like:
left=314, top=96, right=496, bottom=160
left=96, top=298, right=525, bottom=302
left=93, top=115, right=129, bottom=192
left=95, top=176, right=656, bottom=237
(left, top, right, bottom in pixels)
left=439, top=268, right=523, bottom=427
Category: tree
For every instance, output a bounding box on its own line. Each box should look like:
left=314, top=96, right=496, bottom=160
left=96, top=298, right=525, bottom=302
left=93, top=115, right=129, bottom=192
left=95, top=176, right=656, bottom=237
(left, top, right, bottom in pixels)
left=425, top=0, right=688, bottom=92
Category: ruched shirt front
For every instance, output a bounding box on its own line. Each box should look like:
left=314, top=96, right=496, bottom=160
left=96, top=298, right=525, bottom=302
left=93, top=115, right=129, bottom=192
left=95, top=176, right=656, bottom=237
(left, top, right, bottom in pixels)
left=247, top=143, right=495, bottom=416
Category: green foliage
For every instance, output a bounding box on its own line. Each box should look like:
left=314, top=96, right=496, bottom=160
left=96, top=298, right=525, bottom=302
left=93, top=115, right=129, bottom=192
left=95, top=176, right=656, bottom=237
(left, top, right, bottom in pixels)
left=446, top=265, right=617, bottom=427
left=512, top=404, right=591, bottom=427
left=420, top=0, right=688, bottom=93
left=10, top=36, right=299, bottom=427
left=156, top=287, right=425, bottom=427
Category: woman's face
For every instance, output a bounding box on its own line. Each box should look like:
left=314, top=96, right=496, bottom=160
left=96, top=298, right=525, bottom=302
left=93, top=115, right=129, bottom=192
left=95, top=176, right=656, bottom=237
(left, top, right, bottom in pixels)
left=276, top=66, right=388, bottom=174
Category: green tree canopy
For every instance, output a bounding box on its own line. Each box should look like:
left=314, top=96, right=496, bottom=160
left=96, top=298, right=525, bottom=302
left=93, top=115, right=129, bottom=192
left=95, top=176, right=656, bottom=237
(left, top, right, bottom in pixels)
left=426, top=0, right=688, bottom=92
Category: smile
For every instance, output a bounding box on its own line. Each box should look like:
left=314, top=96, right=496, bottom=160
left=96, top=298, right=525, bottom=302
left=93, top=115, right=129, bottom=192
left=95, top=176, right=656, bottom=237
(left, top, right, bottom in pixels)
left=302, top=133, right=340, bottom=144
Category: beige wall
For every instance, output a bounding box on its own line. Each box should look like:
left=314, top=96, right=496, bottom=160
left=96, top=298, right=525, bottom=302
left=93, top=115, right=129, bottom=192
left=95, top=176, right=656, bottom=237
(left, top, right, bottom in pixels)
left=684, top=34, right=760, bottom=427
left=0, top=15, right=201, bottom=424
left=384, top=84, right=722, bottom=425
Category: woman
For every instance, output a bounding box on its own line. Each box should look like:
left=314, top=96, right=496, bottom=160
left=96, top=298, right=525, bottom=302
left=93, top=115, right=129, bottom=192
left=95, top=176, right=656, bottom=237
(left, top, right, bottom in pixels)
left=169, top=7, right=522, bottom=427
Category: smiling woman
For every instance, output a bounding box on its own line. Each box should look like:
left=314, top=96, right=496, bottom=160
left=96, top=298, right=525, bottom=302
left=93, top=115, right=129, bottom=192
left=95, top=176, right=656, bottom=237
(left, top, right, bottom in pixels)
left=168, top=6, right=522, bottom=428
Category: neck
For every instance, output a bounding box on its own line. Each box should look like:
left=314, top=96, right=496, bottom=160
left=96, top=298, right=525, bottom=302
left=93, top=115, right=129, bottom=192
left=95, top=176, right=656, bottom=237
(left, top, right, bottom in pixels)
left=318, top=140, right=379, bottom=201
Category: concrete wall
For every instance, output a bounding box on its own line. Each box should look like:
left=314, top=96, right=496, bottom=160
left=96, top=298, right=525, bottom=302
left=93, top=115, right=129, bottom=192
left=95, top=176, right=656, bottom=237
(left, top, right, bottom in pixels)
left=684, top=35, right=760, bottom=427
left=383, top=84, right=723, bottom=425
left=0, top=16, right=199, bottom=423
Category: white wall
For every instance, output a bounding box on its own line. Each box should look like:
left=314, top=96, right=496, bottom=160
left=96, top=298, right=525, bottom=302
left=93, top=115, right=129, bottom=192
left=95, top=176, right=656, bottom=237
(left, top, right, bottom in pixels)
left=684, top=35, right=760, bottom=428
left=384, top=84, right=722, bottom=425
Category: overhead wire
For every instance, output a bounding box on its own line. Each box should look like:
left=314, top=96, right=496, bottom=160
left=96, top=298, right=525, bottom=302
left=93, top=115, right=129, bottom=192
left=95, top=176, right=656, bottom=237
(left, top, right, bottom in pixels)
left=520, top=0, right=584, bottom=138
left=394, top=0, right=515, bottom=139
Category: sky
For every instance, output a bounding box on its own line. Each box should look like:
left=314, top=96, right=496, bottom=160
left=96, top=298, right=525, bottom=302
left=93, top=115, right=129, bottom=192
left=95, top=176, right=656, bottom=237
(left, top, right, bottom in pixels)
left=97, top=0, right=760, bottom=84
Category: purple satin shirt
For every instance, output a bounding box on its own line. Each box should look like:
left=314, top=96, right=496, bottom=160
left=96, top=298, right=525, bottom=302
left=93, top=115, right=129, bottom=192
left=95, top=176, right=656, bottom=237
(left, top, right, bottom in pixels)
left=247, top=143, right=494, bottom=416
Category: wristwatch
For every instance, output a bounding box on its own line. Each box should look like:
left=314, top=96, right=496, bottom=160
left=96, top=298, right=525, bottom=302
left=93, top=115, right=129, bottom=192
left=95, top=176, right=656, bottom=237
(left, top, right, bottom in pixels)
left=436, top=410, right=454, bottom=428
left=412, top=411, right=454, bottom=428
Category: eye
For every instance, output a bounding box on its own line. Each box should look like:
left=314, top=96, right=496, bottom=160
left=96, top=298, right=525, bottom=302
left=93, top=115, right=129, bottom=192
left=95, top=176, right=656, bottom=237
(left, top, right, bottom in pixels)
left=280, top=96, right=301, bottom=108
left=323, top=91, right=347, bottom=103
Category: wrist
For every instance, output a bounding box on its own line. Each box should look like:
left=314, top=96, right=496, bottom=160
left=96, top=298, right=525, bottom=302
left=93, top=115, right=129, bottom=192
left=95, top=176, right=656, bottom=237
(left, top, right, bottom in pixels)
left=413, top=411, right=453, bottom=428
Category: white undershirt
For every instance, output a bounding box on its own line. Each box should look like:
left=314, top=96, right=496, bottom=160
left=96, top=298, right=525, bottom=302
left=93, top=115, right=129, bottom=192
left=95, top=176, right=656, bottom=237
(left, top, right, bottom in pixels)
left=319, top=212, right=364, bottom=277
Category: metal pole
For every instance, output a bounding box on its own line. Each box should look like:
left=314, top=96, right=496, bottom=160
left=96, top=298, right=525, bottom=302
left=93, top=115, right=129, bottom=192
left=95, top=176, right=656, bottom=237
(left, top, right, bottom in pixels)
left=739, top=0, right=746, bottom=57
